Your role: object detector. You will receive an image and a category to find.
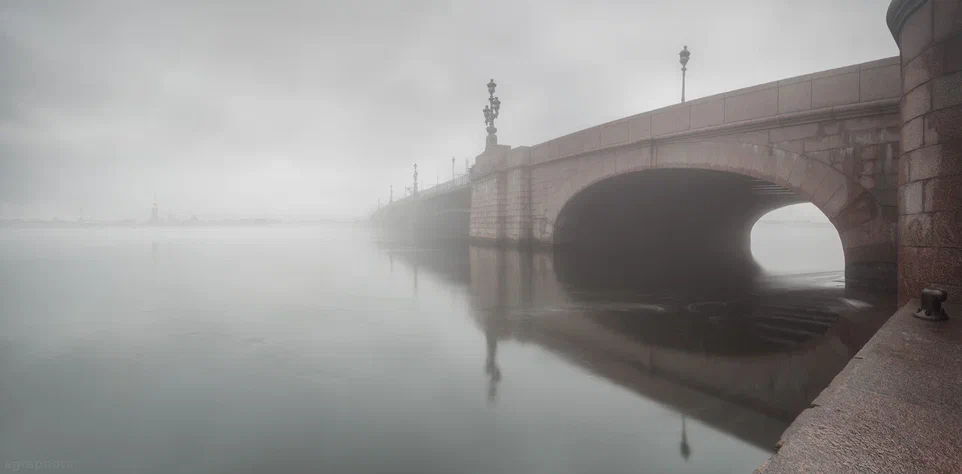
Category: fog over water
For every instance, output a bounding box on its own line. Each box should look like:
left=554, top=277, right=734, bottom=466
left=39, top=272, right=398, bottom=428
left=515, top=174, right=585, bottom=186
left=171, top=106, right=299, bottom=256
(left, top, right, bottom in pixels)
left=1, top=0, right=896, bottom=219
left=0, top=218, right=892, bottom=473
left=0, top=1, right=901, bottom=472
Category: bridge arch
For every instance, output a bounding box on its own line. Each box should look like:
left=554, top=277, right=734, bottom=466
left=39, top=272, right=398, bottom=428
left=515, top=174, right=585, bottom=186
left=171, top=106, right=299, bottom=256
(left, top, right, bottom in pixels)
left=537, top=139, right=895, bottom=289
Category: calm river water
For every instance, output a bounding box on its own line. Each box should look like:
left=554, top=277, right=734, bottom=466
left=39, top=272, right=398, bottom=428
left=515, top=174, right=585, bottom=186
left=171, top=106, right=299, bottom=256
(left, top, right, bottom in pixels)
left=0, top=223, right=893, bottom=473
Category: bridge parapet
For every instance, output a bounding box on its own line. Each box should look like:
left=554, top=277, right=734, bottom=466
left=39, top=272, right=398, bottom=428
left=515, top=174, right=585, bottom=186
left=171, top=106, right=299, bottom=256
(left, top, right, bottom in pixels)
left=526, top=57, right=900, bottom=167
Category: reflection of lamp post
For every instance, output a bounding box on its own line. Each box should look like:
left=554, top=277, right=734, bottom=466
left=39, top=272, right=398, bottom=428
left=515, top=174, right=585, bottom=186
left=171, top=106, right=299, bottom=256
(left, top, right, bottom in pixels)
left=485, top=329, right=501, bottom=404
left=483, top=79, right=502, bottom=149
left=680, top=415, right=691, bottom=461
left=679, top=46, right=691, bottom=103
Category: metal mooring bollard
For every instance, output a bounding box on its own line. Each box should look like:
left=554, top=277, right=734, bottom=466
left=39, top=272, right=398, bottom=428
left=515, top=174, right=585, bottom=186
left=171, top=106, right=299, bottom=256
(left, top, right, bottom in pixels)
left=913, top=288, right=949, bottom=321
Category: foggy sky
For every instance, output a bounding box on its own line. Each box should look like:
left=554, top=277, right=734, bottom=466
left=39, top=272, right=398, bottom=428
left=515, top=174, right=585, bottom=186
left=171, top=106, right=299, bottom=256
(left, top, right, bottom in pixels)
left=1, top=0, right=897, bottom=220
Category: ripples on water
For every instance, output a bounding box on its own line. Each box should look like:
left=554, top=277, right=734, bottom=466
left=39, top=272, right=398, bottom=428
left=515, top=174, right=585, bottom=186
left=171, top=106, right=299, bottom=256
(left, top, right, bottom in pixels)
left=0, top=224, right=893, bottom=473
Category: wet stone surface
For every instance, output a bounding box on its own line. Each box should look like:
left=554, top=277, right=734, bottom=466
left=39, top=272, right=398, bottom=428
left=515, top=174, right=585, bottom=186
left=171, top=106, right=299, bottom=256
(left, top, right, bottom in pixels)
left=759, top=300, right=962, bottom=473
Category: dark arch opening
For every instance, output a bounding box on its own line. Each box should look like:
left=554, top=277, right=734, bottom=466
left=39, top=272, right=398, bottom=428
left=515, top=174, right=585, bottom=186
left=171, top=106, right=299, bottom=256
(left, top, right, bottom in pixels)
left=550, top=168, right=861, bottom=355
left=553, top=168, right=816, bottom=295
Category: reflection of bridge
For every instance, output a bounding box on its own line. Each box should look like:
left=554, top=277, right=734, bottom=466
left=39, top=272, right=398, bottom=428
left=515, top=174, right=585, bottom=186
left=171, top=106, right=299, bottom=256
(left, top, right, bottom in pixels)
left=380, top=242, right=894, bottom=450
left=374, top=3, right=962, bottom=305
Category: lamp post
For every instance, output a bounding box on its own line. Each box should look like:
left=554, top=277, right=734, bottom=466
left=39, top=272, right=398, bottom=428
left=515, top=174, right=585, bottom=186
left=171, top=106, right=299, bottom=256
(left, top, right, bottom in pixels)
left=389, top=185, right=393, bottom=203
left=679, top=45, right=691, bottom=103
left=452, top=157, right=456, bottom=180
left=483, top=79, right=501, bottom=149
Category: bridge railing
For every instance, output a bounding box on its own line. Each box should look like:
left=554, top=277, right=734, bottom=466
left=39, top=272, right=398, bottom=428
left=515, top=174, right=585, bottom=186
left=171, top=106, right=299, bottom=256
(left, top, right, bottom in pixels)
left=382, top=173, right=470, bottom=208
left=418, top=173, right=470, bottom=199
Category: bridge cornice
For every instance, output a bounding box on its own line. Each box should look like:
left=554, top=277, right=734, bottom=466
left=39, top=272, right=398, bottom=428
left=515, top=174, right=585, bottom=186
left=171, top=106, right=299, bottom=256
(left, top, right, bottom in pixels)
left=528, top=97, right=899, bottom=170
left=524, top=57, right=900, bottom=169
left=472, top=95, right=898, bottom=181
left=469, top=57, right=900, bottom=181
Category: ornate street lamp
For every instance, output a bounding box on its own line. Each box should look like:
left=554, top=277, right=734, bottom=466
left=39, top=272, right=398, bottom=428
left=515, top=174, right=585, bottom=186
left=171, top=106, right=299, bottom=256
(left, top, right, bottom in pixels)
left=679, top=45, right=691, bottom=103
left=483, top=79, right=501, bottom=149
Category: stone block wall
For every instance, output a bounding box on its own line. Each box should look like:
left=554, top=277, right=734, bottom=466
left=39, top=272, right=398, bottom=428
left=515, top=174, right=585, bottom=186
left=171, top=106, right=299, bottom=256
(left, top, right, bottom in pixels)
left=469, top=173, right=501, bottom=241
left=527, top=58, right=901, bottom=168
left=503, top=148, right=532, bottom=243
left=503, top=166, right=529, bottom=242
left=889, top=0, right=962, bottom=303
left=470, top=145, right=533, bottom=244
left=765, top=115, right=901, bottom=280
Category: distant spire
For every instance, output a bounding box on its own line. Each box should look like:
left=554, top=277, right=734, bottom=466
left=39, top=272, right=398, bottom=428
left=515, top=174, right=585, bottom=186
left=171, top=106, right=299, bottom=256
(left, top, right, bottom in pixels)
left=413, top=163, right=419, bottom=196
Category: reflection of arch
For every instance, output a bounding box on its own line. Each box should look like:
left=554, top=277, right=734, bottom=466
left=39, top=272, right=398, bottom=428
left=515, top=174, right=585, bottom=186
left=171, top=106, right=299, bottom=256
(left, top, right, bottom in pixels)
left=542, top=141, right=894, bottom=289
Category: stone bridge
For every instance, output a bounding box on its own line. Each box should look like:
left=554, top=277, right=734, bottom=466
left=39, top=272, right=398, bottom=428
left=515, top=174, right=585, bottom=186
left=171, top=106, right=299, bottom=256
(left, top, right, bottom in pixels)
left=470, top=58, right=902, bottom=290
left=377, top=11, right=962, bottom=304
